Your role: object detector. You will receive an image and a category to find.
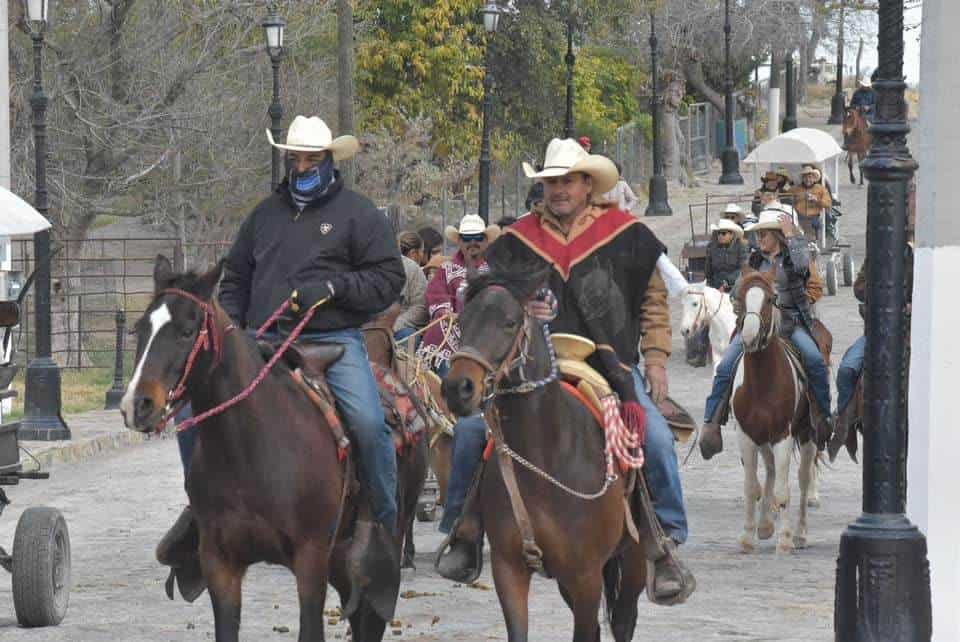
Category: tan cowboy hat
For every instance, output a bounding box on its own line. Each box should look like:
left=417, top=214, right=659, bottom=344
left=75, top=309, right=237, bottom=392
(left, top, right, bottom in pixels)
left=762, top=170, right=780, bottom=182
left=444, top=214, right=501, bottom=246
left=711, top=218, right=744, bottom=239
left=266, top=115, right=360, bottom=161
left=522, top=138, right=619, bottom=195
left=800, top=165, right=822, bottom=181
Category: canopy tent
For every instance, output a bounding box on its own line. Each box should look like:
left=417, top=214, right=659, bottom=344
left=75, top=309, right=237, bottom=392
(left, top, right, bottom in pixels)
left=0, top=186, right=51, bottom=237
left=742, top=127, right=844, bottom=202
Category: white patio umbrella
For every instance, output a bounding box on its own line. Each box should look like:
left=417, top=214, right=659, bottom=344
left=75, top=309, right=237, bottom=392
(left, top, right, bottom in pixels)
left=0, top=186, right=51, bottom=237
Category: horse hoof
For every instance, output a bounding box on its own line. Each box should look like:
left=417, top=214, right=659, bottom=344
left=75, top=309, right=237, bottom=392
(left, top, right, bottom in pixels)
left=757, top=522, right=775, bottom=540
left=794, top=534, right=808, bottom=549
left=776, top=538, right=794, bottom=555
left=807, top=498, right=821, bottom=509
left=738, top=534, right=756, bottom=553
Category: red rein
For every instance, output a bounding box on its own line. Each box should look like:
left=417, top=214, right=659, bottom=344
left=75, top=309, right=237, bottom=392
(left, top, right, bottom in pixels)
left=157, top=293, right=317, bottom=434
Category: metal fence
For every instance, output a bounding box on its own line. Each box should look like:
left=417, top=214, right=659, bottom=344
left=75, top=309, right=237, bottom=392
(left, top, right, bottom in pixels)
left=685, top=102, right=713, bottom=175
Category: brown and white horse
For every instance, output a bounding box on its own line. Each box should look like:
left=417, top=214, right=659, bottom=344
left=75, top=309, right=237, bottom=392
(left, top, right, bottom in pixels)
left=731, top=271, right=818, bottom=554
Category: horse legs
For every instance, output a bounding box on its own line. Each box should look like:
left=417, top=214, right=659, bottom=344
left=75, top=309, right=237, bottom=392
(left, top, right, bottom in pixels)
left=807, top=458, right=821, bottom=508
left=757, top=446, right=776, bottom=541
left=202, top=555, right=244, bottom=642
left=294, top=543, right=330, bottom=642
left=736, top=429, right=761, bottom=553
left=602, top=543, right=647, bottom=642
left=849, top=154, right=856, bottom=184
left=491, top=551, right=532, bottom=642
left=795, top=441, right=818, bottom=549
left=772, top=438, right=795, bottom=554
left=347, top=602, right=387, bottom=642
left=559, top=571, right=603, bottom=642
left=401, top=517, right=416, bottom=571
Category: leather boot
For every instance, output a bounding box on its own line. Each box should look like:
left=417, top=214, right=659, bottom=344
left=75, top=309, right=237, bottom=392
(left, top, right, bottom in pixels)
left=343, top=517, right=402, bottom=621
left=156, top=506, right=206, bottom=603
left=651, top=540, right=696, bottom=605
left=435, top=496, right=484, bottom=583
left=699, top=422, right=723, bottom=460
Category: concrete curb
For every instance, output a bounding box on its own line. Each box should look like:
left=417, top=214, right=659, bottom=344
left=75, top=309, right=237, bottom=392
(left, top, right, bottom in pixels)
left=16, top=410, right=154, bottom=471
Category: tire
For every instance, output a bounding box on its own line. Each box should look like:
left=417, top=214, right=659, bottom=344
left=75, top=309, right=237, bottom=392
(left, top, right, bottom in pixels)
left=12, top=507, right=71, bottom=627
left=843, top=253, right=856, bottom=286
left=825, top=259, right=839, bottom=297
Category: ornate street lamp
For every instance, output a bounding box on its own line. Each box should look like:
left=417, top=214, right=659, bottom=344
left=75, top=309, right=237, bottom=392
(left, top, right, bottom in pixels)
left=719, top=0, right=743, bottom=185
left=563, top=15, right=576, bottom=139
left=834, top=1, right=932, bottom=639
left=20, top=0, right=69, bottom=441
left=645, top=9, right=671, bottom=217
left=262, top=2, right=286, bottom=191
left=827, top=0, right=846, bottom=125
left=782, top=52, right=798, bottom=132
left=478, top=1, right=500, bottom=224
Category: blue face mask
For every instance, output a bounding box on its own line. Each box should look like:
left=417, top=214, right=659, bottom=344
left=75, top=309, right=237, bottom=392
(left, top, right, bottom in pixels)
left=289, top=155, right=335, bottom=199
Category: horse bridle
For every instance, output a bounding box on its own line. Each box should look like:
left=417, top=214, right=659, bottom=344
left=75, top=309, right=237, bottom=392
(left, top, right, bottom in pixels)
left=689, top=289, right=724, bottom=332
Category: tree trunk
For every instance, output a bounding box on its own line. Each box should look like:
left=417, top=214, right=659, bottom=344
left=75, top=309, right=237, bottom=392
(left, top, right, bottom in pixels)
left=680, top=54, right=724, bottom=114
left=769, top=49, right=782, bottom=89
left=337, top=0, right=356, bottom=189
left=855, top=37, right=864, bottom=82
left=799, top=38, right=809, bottom=104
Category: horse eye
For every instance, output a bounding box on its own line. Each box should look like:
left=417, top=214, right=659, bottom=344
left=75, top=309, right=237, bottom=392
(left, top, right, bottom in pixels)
left=180, top=327, right=194, bottom=339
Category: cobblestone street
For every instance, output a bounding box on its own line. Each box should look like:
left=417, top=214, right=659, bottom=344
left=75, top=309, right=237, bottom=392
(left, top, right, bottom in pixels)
left=0, top=110, right=880, bottom=641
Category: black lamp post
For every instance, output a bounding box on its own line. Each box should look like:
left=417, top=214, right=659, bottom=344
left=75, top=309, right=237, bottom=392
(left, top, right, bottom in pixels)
left=20, top=0, right=68, bottom=442
left=827, top=0, right=846, bottom=125
left=782, top=52, right=798, bottom=132
left=645, top=9, right=671, bottom=217
left=834, top=1, right=932, bottom=639
left=563, top=15, right=576, bottom=139
left=478, top=1, right=500, bottom=224
left=263, top=3, right=285, bottom=191
left=719, top=0, right=743, bottom=185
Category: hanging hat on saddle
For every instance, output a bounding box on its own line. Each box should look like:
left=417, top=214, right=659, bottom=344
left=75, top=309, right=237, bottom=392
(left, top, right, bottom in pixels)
left=266, top=115, right=360, bottom=161
left=444, top=213, right=501, bottom=246
left=710, top=218, right=744, bottom=239
left=523, top=138, right=619, bottom=195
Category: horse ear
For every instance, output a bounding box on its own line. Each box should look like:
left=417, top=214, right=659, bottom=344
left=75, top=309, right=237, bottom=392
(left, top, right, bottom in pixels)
left=154, top=254, right=174, bottom=292
left=196, top=260, right=225, bottom=301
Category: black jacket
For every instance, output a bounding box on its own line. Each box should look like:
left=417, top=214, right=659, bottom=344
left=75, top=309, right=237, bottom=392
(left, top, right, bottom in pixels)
left=705, top=240, right=747, bottom=290
left=219, top=175, right=405, bottom=333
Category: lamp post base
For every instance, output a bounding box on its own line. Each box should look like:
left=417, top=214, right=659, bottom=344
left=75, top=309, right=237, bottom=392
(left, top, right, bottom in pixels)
left=104, top=387, right=124, bottom=411
left=719, top=148, right=744, bottom=185
left=645, top=175, right=672, bottom=217
left=834, top=513, right=932, bottom=642
left=828, top=92, right=846, bottom=125
left=20, top=357, right=70, bottom=441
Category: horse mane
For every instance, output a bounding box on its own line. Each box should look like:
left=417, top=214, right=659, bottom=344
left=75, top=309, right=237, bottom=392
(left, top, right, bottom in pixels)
left=465, top=237, right=552, bottom=304
left=735, top=269, right=774, bottom=302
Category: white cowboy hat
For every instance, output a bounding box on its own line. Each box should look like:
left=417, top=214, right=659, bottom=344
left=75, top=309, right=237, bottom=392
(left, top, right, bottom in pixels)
left=444, top=214, right=502, bottom=245
left=265, top=115, right=360, bottom=161
left=747, top=208, right=792, bottom=232
left=800, top=165, right=822, bottom=179
left=522, top=138, right=619, bottom=195
left=723, top=203, right=743, bottom=216
left=857, top=78, right=872, bottom=88
left=711, top=218, right=744, bottom=239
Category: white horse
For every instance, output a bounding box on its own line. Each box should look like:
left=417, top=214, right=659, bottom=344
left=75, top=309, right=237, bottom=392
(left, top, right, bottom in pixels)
left=680, top=282, right=737, bottom=375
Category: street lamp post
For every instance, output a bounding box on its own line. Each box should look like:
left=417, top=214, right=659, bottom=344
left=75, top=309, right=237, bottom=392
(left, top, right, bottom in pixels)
left=20, top=0, right=69, bottom=441
left=782, top=52, right=798, bottom=132
left=827, top=0, right=846, bottom=125
left=719, top=0, right=743, bottom=185
left=645, top=9, right=671, bottom=217
left=834, top=0, right=932, bottom=639
left=563, top=16, right=576, bottom=139
left=263, top=3, right=285, bottom=191
left=478, top=1, right=500, bottom=224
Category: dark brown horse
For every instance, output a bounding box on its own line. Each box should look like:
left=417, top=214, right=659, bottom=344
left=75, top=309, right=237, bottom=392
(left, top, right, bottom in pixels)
left=731, top=271, right=818, bottom=554
left=442, top=267, right=647, bottom=642
left=842, top=106, right=871, bottom=185
left=122, top=256, right=426, bottom=642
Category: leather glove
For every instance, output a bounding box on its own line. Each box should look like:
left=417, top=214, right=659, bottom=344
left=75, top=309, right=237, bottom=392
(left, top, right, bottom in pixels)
left=290, top=279, right=337, bottom=314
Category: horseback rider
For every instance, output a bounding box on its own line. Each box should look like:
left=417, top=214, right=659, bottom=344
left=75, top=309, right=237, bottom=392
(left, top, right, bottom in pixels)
left=435, top=138, right=695, bottom=604
left=849, top=78, right=877, bottom=120
left=164, top=115, right=405, bottom=568
left=700, top=209, right=832, bottom=460
left=791, top=165, right=833, bottom=241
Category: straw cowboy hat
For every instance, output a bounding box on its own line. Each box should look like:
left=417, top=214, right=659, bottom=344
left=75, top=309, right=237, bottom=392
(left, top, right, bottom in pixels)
left=762, top=170, right=780, bottom=183
left=723, top=203, right=744, bottom=217
left=522, top=138, right=619, bottom=195
left=800, top=165, right=822, bottom=181
left=747, top=208, right=792, bottom=232
left=711, top=218, right=744, bottom=239
left=444, top=214, right=501, bottom=246
left=266, top=115, right=359, bottom=161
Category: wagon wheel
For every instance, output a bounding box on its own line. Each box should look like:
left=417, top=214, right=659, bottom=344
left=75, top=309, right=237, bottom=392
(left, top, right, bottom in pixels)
left=824, top=257, right=839, bottom=296
left=842, top=253, right=856, bottom=287
left=12, top=507, right=71, bottom=627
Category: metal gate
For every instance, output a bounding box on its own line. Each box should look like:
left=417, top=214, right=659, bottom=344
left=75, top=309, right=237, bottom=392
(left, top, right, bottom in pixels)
left=685, top=102, right=712, bottom=175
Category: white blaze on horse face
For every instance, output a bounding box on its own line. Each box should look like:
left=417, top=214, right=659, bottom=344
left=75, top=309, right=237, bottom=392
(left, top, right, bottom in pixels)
left=120, top=303, right=172, bottom=426
left=681, top=291, right=702, bottom=336
left=741, top=287, right=765, bottom=347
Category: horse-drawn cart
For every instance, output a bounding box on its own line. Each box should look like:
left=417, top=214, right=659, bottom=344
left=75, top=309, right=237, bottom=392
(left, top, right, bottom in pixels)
left=0, top=189, right=71, bottom=628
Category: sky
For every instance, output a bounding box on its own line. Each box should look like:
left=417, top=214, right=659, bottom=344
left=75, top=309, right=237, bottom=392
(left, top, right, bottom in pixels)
left=830, top=4, right=923, bottom=86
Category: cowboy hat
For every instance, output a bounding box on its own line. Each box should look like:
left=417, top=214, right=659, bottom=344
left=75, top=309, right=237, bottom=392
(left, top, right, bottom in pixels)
left=762, top=170, right=780, bottom=182
left=748, top=208, right=791, bottom=232
left=723, top=203, right=744, bottom=216
left=266, top=115, right=359, bottom=161
left=523, top=138, right=619, bottom=195
left=444, top=214, right=501, bottom=246
left=801, top=165, right=822, bottom=182
left=711, top=218, right=744, bottom=239
left=858, top=78, right=872, bottom=88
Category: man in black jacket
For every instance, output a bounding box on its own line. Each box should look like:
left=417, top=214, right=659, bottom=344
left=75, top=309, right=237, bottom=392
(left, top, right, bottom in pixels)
left=179, top=115, right=404, bottom=537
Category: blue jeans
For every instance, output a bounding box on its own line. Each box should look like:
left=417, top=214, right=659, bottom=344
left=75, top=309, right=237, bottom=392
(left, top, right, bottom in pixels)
left=394, top=326, right=421, bottom=350
left=703, top=327, right=832, bottom=422
left=177, top=328, right=398, bottom=528
left=837, top=336, right=865, bottom=414
left=437, top=367, right=688, bottom=544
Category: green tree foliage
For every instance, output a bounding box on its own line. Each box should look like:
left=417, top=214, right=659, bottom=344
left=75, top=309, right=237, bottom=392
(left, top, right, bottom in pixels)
left=572, top=47, right=645, bottom=146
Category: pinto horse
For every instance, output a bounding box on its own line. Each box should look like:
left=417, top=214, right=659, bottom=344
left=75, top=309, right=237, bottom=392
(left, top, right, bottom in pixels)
left=122, top=256, right=426, bottom=642
left=442, top=267, right=648, bottom=642
left=731, top=271, right=818, bottom=554
left=842, top=106, right=871, bottom=185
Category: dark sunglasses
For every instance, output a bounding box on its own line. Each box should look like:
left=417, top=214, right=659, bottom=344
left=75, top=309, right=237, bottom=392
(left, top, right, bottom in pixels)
left=460, top=233, right=486, bottom=243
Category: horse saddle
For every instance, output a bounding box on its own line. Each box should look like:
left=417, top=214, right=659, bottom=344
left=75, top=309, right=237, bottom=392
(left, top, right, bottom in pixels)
left=551, top=334, right=696, bottom=443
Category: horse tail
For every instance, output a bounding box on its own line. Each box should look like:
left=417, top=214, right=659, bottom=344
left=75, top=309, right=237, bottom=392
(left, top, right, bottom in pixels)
left=601, top=554, right=623, bottom=633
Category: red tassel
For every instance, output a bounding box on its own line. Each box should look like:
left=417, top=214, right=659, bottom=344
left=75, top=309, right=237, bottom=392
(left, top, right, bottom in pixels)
left=621, top=401, right=647, bottom=446
left=483, top=437, right=496, bottom=461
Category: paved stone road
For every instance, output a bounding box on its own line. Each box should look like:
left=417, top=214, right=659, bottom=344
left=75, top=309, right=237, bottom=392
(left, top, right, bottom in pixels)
left=0, top=109, right=886, bottom=640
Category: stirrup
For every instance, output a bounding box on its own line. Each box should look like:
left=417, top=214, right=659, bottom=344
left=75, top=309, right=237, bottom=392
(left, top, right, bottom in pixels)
left=435, top=528, right=484, bottom=584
